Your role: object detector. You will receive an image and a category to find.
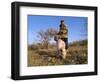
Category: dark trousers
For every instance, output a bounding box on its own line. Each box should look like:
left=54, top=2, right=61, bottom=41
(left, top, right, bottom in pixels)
left=61, top=38, right=68, bottom=49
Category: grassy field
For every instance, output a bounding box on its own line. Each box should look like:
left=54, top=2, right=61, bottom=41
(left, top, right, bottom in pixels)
left=28, top=40, right=88, bottom=66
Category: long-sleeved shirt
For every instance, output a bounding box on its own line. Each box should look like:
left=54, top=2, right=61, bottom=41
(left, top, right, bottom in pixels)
left=58, top=23, right=68, bottom=38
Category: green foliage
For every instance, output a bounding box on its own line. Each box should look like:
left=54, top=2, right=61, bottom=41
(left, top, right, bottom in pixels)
left=69, top=39, right=87, bottom=46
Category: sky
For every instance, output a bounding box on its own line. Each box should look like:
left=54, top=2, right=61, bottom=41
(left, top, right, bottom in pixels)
left=28, top=15, right=87, bottom=44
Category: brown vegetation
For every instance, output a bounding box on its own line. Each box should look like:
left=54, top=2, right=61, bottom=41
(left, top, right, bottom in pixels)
left=28, top=40, right=88, bottom=66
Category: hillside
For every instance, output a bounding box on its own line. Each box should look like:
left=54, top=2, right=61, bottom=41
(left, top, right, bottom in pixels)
left=28, top=40, right=88, bottom=66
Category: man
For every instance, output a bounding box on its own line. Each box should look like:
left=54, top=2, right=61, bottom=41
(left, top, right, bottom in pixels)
left=58, top=20, right=68, bottom=49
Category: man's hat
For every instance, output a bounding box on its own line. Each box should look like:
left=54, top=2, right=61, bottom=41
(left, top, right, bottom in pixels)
left=61, top=20, right=64, bottom=22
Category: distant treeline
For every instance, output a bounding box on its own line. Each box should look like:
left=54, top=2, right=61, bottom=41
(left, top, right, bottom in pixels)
left=69, top=39, right=87, bottom=46
left=28, top=39, right=87, bottom=51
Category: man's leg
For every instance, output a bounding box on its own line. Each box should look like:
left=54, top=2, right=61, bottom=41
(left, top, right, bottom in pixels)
left=62, top=38, right=68, bottom=49
left=65, top=38, right=68, bottom=49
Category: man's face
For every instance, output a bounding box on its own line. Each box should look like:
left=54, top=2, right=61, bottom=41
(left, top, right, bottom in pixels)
left=61, top=21, right=64, bottom=24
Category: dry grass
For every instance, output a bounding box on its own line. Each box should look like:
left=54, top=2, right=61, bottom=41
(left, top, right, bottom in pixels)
left=28, top=40, right=88, bottom=66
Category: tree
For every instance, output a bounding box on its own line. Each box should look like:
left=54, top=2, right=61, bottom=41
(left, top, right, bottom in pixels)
left=37, top=28, right=58, bottom=49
